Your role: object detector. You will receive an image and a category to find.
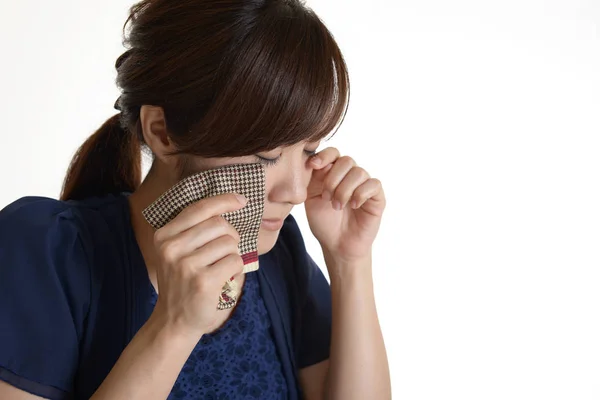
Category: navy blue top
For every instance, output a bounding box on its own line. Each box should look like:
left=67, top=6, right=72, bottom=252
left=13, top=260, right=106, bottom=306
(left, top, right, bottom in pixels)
left=161, top=271, right=287, bottom=400
left=0, top=193, right=332, bottom=400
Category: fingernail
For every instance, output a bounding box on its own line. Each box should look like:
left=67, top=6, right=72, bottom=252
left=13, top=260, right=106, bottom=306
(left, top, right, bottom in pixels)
left=311, top=156, right=322, bottom=166
left=351, top=200, right=358, bottom=209
left=332, top=200, right=341, bottom=211
left=235, top=194, right=247, bottom=205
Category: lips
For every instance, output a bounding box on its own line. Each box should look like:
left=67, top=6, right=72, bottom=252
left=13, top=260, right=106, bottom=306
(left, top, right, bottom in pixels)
left=261, top=218, right=285, bottom=231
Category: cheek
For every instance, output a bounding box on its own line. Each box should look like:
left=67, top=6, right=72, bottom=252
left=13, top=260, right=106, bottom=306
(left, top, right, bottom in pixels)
left=263, top=170, right=276, bottom=192
left=262, top=163, right=312, bottom=194
left=262, top=179, right=276, bottom=206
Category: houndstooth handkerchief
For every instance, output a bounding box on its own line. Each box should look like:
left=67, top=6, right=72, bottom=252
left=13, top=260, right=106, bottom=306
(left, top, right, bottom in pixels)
left=142, top=163, right=266, bottom=273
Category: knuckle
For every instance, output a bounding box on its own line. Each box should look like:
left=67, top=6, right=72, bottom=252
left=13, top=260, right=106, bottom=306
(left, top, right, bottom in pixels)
left=227, top=192, right=241, bottom=203
left=182, top=200, right=204, bottom=218
left=179, top=256, right=197, bottom=271
left=153, top=228, right=167, bottom=245
left=213, top=217, right=239, bottom=241
left=210, top=215, right=228, bottom=230
left=159, top=240, right=179, bottom=264
left=339, top=155, right=355, bottom=166
left=218, top=254, right=242, bottom=273
left=223, top=235, right=240, bottom=250
left=357, top=184, right=370, bottom=196
left=355, top=167, right=370, bottom=180
left=232, top=254, right=244, bottom=268
left=227, top=220, right=240, bottom=234
left=226, top=255, right=245, bottom=274
left=193, top=274, right=212, bottom=293
left=221, top=218, right=236, bottom=235
left=335, top=187, right=352, bottom=200
left=216, top=193, right=242, bottom=211
left=325, top=183, right=337, bottom=195
left=234, top=262, right=244, bottom=275
left=205, top=267, right=225, bottom=286
left=192, top=199, right=207, bottom=212
left=230, top=228, right=241, bottom=243
left=323, top=175, right=337, bottom=190
left=220, top=216, right=234, bottom=232
left=185, top=200, right=208, bottom=220
left=324, top=146, right=340, bottom=158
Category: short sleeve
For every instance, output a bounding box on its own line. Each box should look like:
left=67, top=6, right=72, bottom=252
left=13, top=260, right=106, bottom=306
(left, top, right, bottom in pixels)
left=296, top=255, right=332, bottom=369
left=0, top=197, right=90, bottom=400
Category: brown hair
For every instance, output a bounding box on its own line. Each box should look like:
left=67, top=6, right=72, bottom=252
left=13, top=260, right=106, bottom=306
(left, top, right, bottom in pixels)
left=60, top=0, right=350, bottom=201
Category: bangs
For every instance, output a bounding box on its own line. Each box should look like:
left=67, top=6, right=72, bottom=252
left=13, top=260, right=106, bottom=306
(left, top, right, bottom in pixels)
left=177, top=4, right=350, bottom=158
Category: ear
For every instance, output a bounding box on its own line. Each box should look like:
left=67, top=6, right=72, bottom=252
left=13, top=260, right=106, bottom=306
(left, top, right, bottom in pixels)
left=139, top=105, right=177, bottom=166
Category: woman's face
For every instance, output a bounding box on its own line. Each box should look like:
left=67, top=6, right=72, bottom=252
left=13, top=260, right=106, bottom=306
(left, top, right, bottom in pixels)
left=184, top=140, right=321, bottom=255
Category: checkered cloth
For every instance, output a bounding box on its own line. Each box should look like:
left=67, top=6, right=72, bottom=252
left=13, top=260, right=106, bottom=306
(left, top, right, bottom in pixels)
left=142, top=163, right=266, bottom=273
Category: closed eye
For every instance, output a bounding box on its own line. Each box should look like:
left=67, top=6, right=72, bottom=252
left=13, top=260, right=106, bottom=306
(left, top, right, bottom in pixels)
left=255, top=155, right=281, bottom=166
left=255, top=150, right=318, bottom=167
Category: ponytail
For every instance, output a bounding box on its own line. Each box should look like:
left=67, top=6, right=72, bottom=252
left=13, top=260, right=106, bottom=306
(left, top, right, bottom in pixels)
left=60, top=114, right=142, bottom=201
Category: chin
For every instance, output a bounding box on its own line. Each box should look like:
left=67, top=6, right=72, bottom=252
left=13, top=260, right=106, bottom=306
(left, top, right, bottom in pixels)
left=257, top=228, right=281, bottom=256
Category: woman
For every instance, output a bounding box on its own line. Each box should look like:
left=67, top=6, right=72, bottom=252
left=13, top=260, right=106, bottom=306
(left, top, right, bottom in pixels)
left=0, top=0, right=391, bottom=399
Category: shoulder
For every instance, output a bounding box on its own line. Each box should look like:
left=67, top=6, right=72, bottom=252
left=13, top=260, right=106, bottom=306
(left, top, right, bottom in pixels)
left=0, top=193, right=126, bottom=254
left=0, top=196, right=119, bottom=396
left=0, top=195, right=74, bottom=224
left=0, top=194, right=129, bottom=294
left=0, top=196, right=83, bottom=256
left=0, top=193, right=127, bottom=229
left=0, top=196, right=90, bottom=297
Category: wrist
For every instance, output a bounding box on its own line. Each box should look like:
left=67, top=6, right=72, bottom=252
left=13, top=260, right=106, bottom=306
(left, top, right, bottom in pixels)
left=322, top=247, right=372, bottom=267
left=323, top=251, right=373, bottom=284
left=146, top=308, right=205, bottom=350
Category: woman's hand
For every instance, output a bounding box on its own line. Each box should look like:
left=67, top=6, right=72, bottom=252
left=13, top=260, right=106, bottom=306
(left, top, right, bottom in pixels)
left=151, top=193, right=247, bottom=338
left=305, top=147, right=386, bottom=264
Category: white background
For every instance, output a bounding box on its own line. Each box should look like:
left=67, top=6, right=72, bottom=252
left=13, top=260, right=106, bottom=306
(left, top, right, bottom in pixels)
left=1, top=0, right=599, bottom=399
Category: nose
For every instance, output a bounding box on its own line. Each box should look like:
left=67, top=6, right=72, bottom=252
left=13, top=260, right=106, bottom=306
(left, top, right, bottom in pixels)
left=269, top=159, right=311, bottom=206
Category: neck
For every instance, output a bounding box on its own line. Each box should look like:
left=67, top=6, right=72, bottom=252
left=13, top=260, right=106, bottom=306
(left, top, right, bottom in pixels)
left=127, top=171, right=174, bottom=291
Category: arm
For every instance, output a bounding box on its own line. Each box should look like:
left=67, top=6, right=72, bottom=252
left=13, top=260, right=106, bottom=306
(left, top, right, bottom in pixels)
left=323, top=254, right=391, bottom=400
left=89, top=313, right=200, bottom=400
left=298, top=256, right=390, bottom=400
left=302, top=147, right=391, bottom=399
left=0, top=382, right=45, bottom=400
left=0, top=316, right=200, bottom=400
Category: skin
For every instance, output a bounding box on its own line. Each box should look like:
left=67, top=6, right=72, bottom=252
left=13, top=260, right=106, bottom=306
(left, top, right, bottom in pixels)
left=0, top=105, right=391, bottom=399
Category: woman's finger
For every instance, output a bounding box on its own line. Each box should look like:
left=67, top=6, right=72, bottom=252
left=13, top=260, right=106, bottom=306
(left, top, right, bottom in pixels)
left=349, top=178, right=386, bottom=213
left=307, top=163, right=334, bottom=199
left=309, top=147, right=341, bottom=170
left=321, top=156, right=356, bottom=201
left=154, top=193, right=246, bottom=241
left=331, top=166, right=371, bottom=210
left=177, top=235, right=241, bottom=272
left=168, top=216, right=241, bottom=257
